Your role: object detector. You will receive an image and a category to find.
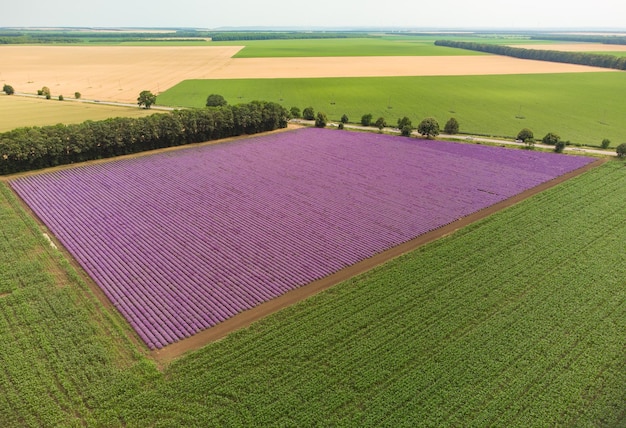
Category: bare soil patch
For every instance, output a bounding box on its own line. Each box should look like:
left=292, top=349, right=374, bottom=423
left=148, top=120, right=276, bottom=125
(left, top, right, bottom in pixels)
left=0, top=46, right=614, bottom=104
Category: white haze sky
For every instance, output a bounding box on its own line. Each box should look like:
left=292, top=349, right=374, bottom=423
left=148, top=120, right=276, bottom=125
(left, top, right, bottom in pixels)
left=2, top=0, right=624, bottom=30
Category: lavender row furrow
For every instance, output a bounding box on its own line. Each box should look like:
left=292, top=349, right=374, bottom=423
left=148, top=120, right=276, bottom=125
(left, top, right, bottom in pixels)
left=10, top=128, right=594, bottom=348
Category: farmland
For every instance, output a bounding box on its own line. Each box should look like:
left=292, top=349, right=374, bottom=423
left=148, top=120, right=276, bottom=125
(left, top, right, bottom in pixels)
left=158, top=72, right=626, bottom=145
left=0, top=155, right=624, bottom=425
left=214, top=37, right=488, bottom=58
left=8, top=128, right=594, bottom=349
left=0, top=95, right=157, bottom=132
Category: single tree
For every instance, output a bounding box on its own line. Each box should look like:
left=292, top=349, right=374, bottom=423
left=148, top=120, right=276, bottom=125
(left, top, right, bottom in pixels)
left=340, top=114, right=349, bottom=124
left=401, top=125, right=413, bottom=137
left=137, top=90, right=157, bottom=109
left=338, top=123, right=344, bottom=130
left=290, top=106, right=301, bottom=118
left=616, top=143, right=626, bottom=157
left=361, top=113, right=373, bottom=126
left=58, top=95, right=64, bottom=101
left=302, top=107, right=315, bottom=120
left=206, top=94, right=227, bottom=107
left=554, top=140, right=566, bottom=153
left=517, top=128, right=534, bottom=143
left=74, top=92, right=81, bottom=99
left=375, top=117, right=386, bottom=131
left=40, top=86, right=51, bottom=97
left=542, top=132, right=560, bottom=145
left=601, top=138, right=611, bottom=149
left=2, top=84, right=14, bottom=95
left=444, top=117, right=459, bottom=134
left=397, top=116, right=412, bottom=130
left=417, top=117, right=440, bottom=139
left=315, top=111, right=328, bottom=128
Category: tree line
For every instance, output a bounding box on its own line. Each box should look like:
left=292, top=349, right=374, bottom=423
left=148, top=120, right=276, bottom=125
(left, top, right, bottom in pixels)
left=0, top=101, right=288, bottom=175
left=434, top=40, right=626, bottom=71
left=529, top=34, right=626, bottom=45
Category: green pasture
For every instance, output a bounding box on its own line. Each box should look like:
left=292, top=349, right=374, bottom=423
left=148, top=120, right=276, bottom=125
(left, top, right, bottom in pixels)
left=211, top=37, right=487, bottom=58
left=0, top=95, right=156, bottom=132
left=1, top=157, right=624, bottom=426
left=158, top=72, right=626, bottom=146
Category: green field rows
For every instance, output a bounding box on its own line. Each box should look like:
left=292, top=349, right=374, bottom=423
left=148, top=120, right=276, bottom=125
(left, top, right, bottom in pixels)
left=210, top=37, right=488, bottom=58
left=0, top=95, right=156, bottom=132
left=158, top=72, right=626, bottom=145
left=0, top=155, right=624, bottom=426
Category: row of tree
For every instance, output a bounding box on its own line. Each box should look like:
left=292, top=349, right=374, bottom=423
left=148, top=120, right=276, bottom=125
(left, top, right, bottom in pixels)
left=530, top=34, right=626, bottom=45
left=0, top=101, right=288, bottom=175
left=434, top=40, right=626, bottom=71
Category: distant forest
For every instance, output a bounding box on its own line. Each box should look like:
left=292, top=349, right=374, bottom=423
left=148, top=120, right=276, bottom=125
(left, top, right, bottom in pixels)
left=434, top=40, right=626, bottom=70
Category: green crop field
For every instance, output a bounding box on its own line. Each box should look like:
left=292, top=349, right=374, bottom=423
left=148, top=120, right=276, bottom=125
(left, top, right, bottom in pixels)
left=0, top=95, right=157, bottom=132
left=0, top=152, right=624, bottom=426
left=211, top=37, right=488, bottom=58
left=157, top=72, right=626, bottom=146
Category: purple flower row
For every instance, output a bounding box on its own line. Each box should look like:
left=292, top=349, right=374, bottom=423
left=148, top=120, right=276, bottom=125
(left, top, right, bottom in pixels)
left=10, top=128, right=593, bottom=348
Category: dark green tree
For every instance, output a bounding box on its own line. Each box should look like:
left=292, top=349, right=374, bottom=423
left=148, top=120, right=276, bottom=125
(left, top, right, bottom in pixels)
left=74, top=92, right=81, bottom=99
left=401, top=125, right=413, bottom=137
left=601, top=138, right=611, bottom=149
left=417, top=117, right=440, bottom=139
left=302, top=107, right=315, bottom=120
left=375, top=117, right=386, bottom=131
left=616, top=143, right=626, bottom=157
left=206, top=94, right=227, bottom=107
left=444, top=117, right=459, bottom=134
left=554, top=140, right=566, bottom=153
left=340, top=114, right=349, bottom=124
left=137, top=90, right=157, bottom=109
left=315, top=112, right=328, bottom=128
left=290, top=106, right=301, bottom=118
left=397, top=116, right=412, bottom=130
left=542, top=132, right=560, bottom=145
left=517, top=128, right=534, bottom=143
left=361, top=114, right=373, bottom=126
left=2, top=84, right=14, bottom=95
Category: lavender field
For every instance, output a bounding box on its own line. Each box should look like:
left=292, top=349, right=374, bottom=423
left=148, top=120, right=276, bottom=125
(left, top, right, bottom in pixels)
left=10, top=128, right=594, bottom=349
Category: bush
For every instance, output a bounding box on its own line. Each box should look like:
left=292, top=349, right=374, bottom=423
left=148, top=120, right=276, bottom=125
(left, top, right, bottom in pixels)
left=338, top=123, right=344, bottom=130
left=290, top=106, right=301, bottom=118
left=554, top=140, right=566, bottom=153
left=517, top=128, right=534, bottom=142
left=443, top=117, right=459, bottom=134
left=601, top=138, right=611, bottom=149
left=302, top=107, right=315, bottom=120
left=314, top=112, right=328, bottom=128
left=74, top=92, right=81, bottom=99
left=616, top=143, right=626, bottom=158
left=397, top=116, right=412, bottom=130
left=417, top=117, right=440, bottom=139
left=542, top=132, right=560, bottom=145
left=401, top=125, right=413, bottom=137
left=2, top=84, right=14, bottom=95
left=206, top=94, right=227, bottom=107
left=45, top=93, right=51, bottom=100
left=58, top=95, right=64, bottom=101
left=361, top=114, right=372, bottom=126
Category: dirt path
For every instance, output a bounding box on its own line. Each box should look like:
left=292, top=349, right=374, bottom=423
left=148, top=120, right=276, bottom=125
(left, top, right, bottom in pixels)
left=150, top=156, right=606, bottom=364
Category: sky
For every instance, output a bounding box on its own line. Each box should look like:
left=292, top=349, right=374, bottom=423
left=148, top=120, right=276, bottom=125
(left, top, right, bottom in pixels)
left=2, top=0, right=625, bottom=30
